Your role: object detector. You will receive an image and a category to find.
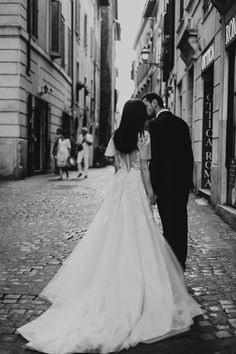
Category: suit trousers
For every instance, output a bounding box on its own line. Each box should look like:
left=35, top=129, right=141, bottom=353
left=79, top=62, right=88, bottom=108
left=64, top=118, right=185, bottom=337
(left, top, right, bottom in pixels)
left=77, top=151, right=89, bottom=176
left=156, top=189, right=189, bottom=271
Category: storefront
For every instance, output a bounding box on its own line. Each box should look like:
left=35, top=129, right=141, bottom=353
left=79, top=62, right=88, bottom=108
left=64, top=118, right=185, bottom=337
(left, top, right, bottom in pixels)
left=201, top=42, right=214, bottom=193
left=225, top=11, right=236, bottom=208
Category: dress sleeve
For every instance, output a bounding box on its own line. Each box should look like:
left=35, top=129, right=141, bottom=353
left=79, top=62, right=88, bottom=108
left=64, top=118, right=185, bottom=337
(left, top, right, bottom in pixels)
left=77, top=134, right=82, bottom=144
left=66, top=138, right=71, bottom=149
left=86, top=134, right=93, bottom=144
left=104, top=136, right=116, bottom=157
left=139, top=131, right=151, bottom=160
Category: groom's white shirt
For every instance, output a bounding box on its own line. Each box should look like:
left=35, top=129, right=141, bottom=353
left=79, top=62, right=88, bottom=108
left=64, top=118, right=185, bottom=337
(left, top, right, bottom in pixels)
left=156, top=109, right=169, bottom=119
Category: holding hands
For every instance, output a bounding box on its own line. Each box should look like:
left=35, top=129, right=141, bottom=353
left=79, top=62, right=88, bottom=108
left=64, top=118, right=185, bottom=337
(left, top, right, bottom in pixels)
left=149, top=193, right=157, bottom=206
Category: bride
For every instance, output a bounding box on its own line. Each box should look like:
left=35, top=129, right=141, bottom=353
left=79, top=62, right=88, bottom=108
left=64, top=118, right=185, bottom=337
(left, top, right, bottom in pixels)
left=17, top=99, right=202, bottom=354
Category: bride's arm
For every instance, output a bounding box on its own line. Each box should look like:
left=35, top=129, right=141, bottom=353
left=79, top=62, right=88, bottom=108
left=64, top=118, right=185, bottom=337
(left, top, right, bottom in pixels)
left=140, top=160, right=156, bottom=203
left=114, top=154, right=119, bottom=173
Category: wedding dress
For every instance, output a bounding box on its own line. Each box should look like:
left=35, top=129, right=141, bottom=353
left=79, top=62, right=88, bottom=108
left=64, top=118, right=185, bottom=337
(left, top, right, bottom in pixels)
left=17, top=131, right=202, bottom=354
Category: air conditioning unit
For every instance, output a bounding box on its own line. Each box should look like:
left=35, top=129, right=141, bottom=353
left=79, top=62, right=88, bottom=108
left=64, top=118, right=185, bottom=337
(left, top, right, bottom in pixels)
left=38, top=84, right=53, bottom=95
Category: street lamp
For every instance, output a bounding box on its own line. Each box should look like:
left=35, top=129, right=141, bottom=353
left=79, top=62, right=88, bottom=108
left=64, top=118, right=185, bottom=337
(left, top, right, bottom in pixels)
left=141, top=47, right=163, bottom=68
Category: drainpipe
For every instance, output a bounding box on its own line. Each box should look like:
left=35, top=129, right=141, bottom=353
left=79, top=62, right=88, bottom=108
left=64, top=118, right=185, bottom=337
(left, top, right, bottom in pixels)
left=26, top=0, right=31, bottom=75
left=71, top=0, right=74, bottom=114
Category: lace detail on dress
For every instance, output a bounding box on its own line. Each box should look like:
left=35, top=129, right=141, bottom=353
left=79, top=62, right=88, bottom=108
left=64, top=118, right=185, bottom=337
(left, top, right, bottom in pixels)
left=137, top=131, right=150, bottom=150
left=118, top=151, right=140, bottom=172
left=117, top=131, right=150, bottom=172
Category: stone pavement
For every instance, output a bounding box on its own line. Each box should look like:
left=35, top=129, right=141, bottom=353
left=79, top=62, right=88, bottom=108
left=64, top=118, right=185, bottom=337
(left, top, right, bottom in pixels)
left=0, top=167, right=236, bottom=354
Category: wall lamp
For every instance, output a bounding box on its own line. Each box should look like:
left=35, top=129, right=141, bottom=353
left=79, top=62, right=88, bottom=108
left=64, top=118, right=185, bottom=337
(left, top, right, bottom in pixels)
left=141, top=47, right=163, bottom=68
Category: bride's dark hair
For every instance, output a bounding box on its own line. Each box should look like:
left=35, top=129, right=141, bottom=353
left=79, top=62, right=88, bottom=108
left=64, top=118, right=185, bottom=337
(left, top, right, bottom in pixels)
left=113, top=99, right=146, bottom=153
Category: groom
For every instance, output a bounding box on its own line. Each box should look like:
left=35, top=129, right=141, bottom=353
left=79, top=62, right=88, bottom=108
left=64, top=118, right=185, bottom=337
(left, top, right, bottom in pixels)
left=142, top=92, right=194, bottom=271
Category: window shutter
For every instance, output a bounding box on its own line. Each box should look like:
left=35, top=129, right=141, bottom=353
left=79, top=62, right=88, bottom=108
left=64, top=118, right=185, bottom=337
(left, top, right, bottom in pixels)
left=84, top=14, right=88, bottom=49
left=75, top=0, right=81, bottom=38
left=49, top=0, right=61, bottom=58
left=68, top=28, right=72, bottom=77
left=27, top=0, right=38, bottom=38
left=90, top=28, right=93, bottom=57
left=203, top=0, right=211, bottom=13
left=92, top=30, right=95, bottom=59
left=61, top=16, right=65, bottom=67
left=31, top=0, right=38, bottom=37
left=76, top=62, right=80, bottom=102
left=179, top=0, right=184, bottom=20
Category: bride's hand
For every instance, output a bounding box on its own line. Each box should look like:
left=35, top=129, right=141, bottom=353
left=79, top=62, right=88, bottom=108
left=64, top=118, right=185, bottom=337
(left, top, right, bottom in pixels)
left=149, top=194, right=157, bottom=206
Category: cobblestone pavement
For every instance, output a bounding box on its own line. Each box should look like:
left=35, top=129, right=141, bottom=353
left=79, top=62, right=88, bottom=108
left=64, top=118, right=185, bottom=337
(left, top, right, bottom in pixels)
left=0, top=167, right=236, bottom=354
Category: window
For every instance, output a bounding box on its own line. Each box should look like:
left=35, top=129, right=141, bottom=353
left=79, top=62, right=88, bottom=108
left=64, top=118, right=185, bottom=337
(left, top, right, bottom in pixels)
left=49, top=0, right=62, bottom=58
left=76, top=62, right=80, bottom=102
left=179, top=0, right=184, bottom=21
left=203, top=0, right=212, bottom=14
left=67, top=28, right=72, bottom=77
left=27, top=0, right=38, bottom=38
left=75, top=0, right=81, bottom=38
left=84, top=14, right=88, bottom=49
left=91, top=80, right=94, bottom=121
left=61, top=16, right=65, bottom=68
left=177, top=81, right=182, bottom=117
left=91, top=28, right=95, bottom=58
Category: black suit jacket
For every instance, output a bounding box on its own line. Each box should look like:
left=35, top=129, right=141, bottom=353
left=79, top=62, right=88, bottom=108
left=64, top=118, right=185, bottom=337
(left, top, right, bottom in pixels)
left=149, top=111, right=194, bottom=195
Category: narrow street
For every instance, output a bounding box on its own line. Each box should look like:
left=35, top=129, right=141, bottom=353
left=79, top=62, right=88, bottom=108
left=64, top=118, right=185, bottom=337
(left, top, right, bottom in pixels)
left=0, top=167, right=236, bottom=354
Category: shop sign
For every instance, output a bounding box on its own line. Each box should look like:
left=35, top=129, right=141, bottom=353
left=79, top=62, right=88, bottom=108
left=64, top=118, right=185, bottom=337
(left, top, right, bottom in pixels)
left=225, top=13, right=236, bottom=47
left=201, top=43, right=214, bottom=72
left=202, top=92, right=213, bottom=189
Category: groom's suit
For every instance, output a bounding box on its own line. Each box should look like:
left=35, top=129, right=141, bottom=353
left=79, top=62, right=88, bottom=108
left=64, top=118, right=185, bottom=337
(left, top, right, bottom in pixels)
left=149, top=110, right=194, bottom=270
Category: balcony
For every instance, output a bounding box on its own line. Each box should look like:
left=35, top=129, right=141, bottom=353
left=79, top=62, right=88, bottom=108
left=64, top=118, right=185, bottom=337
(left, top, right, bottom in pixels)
left=177, top=20, right=200, bottom=65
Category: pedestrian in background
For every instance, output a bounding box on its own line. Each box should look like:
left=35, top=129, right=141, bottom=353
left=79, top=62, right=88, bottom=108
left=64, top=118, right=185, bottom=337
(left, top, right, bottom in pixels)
left=52, top=130, right=60, bottom=174
left=77, top=127, right=93, bottom=179
left=142, top=92, right=194, bottom=271
left=55, top=129, right=71, bottom=180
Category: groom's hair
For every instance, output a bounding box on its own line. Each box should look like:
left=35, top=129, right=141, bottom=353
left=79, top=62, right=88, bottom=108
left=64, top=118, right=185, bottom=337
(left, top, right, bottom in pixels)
left=141, top=92, right=164, bottom=108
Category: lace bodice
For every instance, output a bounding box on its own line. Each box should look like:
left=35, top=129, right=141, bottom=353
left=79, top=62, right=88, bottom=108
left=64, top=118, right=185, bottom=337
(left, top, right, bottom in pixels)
left=105, top=131, right=151, bottom=172
left=117, top=150, right=140, bottom=172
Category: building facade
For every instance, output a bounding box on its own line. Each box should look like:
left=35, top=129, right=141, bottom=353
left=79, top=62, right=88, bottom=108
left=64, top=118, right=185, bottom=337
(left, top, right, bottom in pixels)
left=99, top=0, right=120, bottom=149
left=213, top=0, right=236, bottom=228
left=73, top=0, right=105, bottom=166
left=0, top=0, right=115, bottom=178
left=132, top=0, right=236, bottom=230
left=132, top=1, right=163, bottom=100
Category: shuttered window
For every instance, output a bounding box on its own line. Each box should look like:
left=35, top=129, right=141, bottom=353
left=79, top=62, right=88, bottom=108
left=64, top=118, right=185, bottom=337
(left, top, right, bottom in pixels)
left=49, top=0, right=62, bottom=58
left=76, top=62, right=80, bottom=102
left=179, top=0, right=184, bottom=21
left=75, top=0, right=81, bottom=38
left=67, top=28, right=72, bottom=77
left=90, top=28, right=93, bottom=57
left=61, top=16, right=65, bottom=68
left=27, top=0, right=38, bottom=38
left=84, top=14, right=88, bottom=49
left=203, top=0, right=212, bottom=14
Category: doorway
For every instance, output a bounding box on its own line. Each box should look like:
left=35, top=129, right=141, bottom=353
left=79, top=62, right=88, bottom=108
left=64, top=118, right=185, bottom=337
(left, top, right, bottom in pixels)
left=226, top=43, right=236, bottom=207
left=27, top=95, right=51, bottom=175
